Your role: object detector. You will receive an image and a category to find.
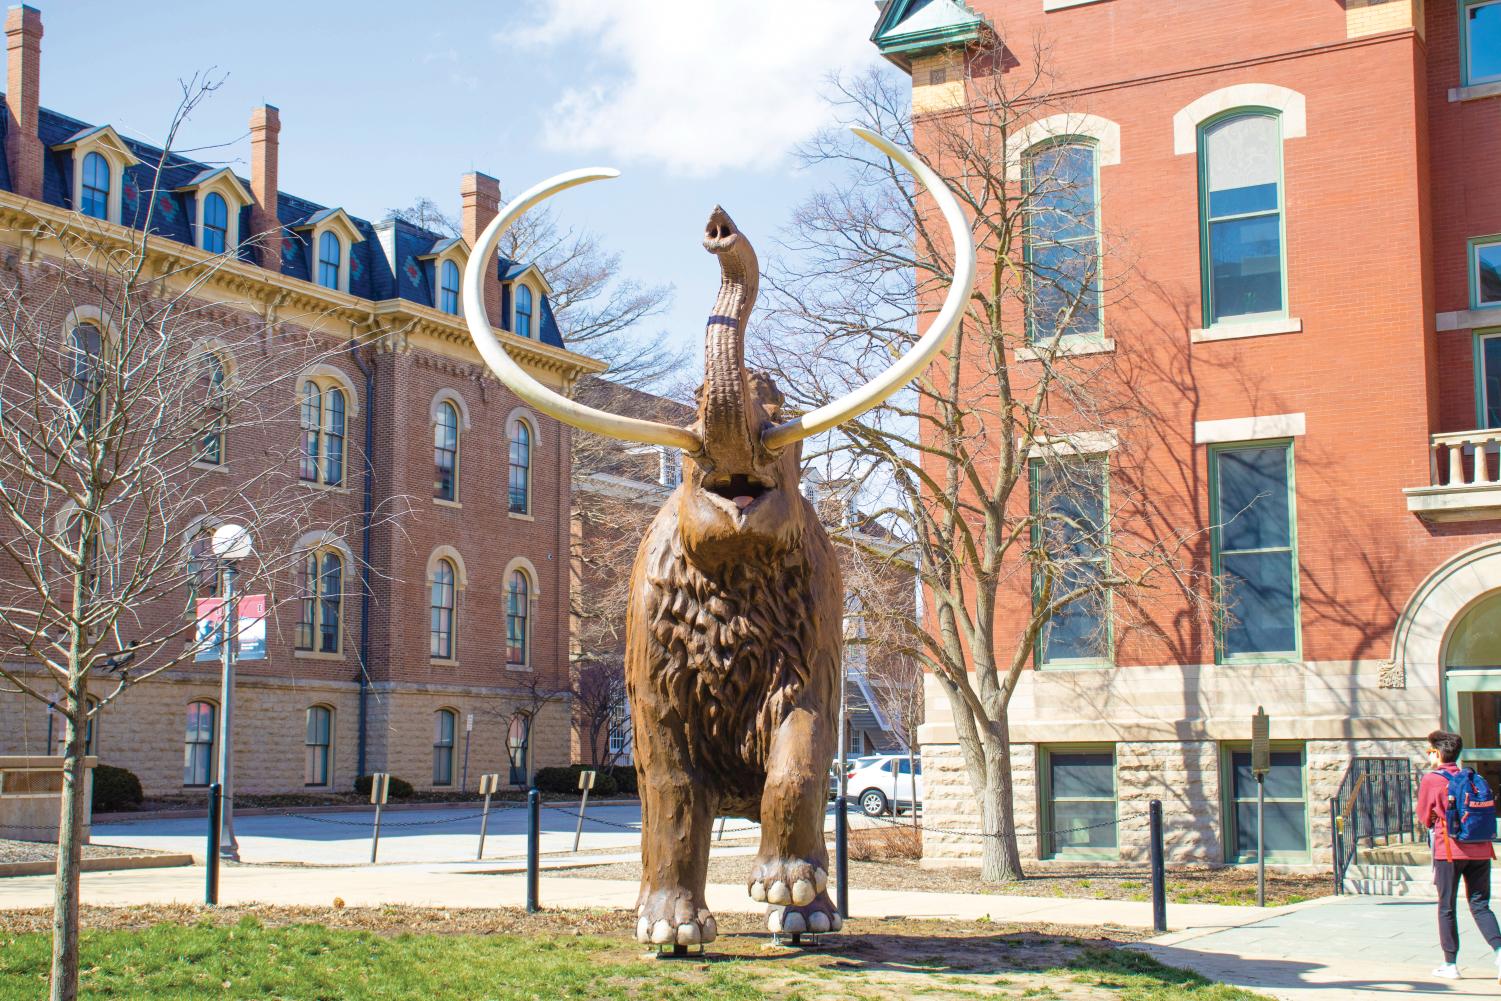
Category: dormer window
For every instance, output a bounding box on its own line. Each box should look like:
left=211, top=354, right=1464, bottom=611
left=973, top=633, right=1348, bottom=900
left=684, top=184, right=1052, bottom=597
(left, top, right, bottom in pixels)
left=440, top=259, right=460, bottom=315
left=515, top=284, right=533, bottom=337
left=53, top=124, right=140, bottom=225
left=203, top=193, right=228, bottom=253
left=295, top=207, right=363, bottom=294
left=176, top=168, right=251, bottom=255
left=80, top=152, right=109, bottom=219
left=318, top=232, right=341, bottom=289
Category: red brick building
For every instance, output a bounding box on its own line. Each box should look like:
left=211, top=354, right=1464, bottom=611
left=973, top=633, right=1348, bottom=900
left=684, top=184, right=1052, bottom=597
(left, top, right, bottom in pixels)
left=873, top=0, right=1501, bottom=867
left=0, top=7, right=602, bottom=797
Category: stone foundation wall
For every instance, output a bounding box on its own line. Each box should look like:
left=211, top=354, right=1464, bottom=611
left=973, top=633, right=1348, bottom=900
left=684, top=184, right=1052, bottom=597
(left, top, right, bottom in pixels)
left=0, top=670, right=572, bottom=797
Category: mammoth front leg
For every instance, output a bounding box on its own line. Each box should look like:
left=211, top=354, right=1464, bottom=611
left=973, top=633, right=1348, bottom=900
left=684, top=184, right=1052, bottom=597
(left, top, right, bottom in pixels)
left=635, top=733, right=718, bottom=946
left=749, top=706, right=841, bottom=935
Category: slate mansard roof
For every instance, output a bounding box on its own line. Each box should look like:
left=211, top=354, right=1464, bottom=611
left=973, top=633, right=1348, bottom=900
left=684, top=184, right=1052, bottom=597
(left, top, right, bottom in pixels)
left=0, top=102, right=565, bottom=350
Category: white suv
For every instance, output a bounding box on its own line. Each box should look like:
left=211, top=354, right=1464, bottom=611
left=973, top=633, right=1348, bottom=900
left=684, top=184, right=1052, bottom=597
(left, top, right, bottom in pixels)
left=846, top=755, right=922, bottom=817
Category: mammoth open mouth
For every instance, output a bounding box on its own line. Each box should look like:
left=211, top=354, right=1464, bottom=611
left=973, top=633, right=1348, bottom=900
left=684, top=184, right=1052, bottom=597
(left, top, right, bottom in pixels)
left=703, top=473, right=773, bottom=513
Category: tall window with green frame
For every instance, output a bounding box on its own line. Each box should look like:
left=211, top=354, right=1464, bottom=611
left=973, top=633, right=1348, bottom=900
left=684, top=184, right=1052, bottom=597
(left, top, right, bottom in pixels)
left=1022, top=141, right=1101, bottom=342
left=1479, top=331, right=1501, bottom=429
left=1199, top=112, right=1284, bottom=325
left=1462, top=0, right=1501, bottom=87
left=1031, top=455, right=1110, bottom=665
left=1224, top=745, right=1308, bottom=862
left=1211, top=442, right=1299, bottom=660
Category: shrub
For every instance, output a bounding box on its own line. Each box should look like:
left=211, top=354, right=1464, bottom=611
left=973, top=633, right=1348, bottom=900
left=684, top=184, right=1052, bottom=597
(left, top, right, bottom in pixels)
left=605, top=764, right=638, bottom=796
left=848, top=823, right=922, bottom=861
left=533, top=764, right=619, bottom=797
left=354, top=774, right=415, bottom=800
left=91, top=764, right=143, bottom=813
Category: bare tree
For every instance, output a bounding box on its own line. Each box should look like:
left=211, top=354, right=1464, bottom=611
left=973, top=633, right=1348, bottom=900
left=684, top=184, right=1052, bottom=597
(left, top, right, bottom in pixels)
left=387, top=199, right=682, bottom=387
left=0, top=81, right=376, bottom=1000
left=570, top=656, right=629, bottom=768
left=757, top=51, right=1213, bottom=881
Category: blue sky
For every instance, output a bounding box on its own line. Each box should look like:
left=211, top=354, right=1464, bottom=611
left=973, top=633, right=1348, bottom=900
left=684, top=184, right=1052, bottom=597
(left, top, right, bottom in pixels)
left=36, top=1, right=892, bottom=367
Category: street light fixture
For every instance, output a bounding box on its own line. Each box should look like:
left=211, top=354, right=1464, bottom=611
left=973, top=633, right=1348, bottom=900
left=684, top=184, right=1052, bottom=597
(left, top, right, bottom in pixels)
left=211, top=522, right=253, bottom=861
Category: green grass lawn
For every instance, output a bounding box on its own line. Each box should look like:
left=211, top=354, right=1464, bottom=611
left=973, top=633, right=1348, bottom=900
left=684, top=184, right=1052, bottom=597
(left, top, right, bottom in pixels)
left=0, top=908, right=1272, bottom=1001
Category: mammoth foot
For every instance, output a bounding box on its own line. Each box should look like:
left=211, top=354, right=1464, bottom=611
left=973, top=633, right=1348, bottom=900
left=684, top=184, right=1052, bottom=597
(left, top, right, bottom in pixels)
left=767, top=894, right=842, bottom=937
left=635, top=885, right=717, bottom=947
left=747, top=857, right=828, bottom=907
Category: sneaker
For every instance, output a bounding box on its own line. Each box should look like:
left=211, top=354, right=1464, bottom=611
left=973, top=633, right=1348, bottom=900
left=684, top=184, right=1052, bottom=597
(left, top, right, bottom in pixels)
left=1432, top=964, right=1460, bottom=980
left=1494, top=950, right=1501, bottom=984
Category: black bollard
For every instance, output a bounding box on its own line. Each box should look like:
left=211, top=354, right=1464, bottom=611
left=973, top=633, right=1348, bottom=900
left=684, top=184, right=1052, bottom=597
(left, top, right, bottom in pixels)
left=834, top=795, right=849, bottom=919
left=526, top=788, right=540, bottom=913
left=1149, top=798, right=1166, bottom=934
left=206, top=782, right=222, bottom=906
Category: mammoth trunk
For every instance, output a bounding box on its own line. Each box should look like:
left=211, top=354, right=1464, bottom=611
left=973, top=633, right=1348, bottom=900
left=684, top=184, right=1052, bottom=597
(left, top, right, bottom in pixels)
left=700, top=243, right=759, bottom=473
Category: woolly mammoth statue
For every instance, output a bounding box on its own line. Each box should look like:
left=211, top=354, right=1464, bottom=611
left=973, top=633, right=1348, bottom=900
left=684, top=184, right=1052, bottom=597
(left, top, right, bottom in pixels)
left=464, top=128, right=975, bottom=947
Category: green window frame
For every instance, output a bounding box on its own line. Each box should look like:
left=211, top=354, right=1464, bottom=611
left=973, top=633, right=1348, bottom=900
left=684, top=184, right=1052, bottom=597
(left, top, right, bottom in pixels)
left=1474, top=329, right=1501, bottom=428
left=1470, top=235, right=1501, bottom=311
left=1039, top=745, right=1118, bottom=859
left=1197, top=110, right=1288, bottom=328
left=1462, top=0, right=1501, bottom=87
left=1029, top=453, right=1112, bottom=668
left=1208, top=440, right=1301, bottom=663
left=1022, top=138, right=1104, bottom=344
left=1220, top=742, right=1309, bottom=864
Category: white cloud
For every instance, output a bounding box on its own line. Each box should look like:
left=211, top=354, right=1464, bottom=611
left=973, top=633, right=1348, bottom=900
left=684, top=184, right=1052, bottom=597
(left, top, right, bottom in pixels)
left=509, top=0, right=882, bottom=176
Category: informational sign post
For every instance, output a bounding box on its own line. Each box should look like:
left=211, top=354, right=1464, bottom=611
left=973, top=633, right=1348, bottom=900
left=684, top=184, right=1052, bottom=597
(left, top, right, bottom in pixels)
left=476, top=773, right=500, bottom=860
left=369, top=773, right=390, bottom=863
left=1252, top=706, right=1270, bottom=907
left=573, top=769, right=597, bottom=851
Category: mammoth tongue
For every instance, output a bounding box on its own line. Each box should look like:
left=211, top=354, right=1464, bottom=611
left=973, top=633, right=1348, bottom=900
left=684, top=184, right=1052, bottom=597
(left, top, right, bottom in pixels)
left=734, top=495, right=754, bottom=511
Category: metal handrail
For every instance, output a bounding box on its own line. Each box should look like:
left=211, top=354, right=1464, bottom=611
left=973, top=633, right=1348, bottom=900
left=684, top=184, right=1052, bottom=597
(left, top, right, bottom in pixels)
left=1331, top=757, right=1420, bottom=894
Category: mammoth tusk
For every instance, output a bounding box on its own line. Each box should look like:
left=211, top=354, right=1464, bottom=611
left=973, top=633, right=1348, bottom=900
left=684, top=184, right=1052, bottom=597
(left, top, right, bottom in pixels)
left=761, top=126, right=977, bottom=452
left=462, top=168, right=702, bottom=453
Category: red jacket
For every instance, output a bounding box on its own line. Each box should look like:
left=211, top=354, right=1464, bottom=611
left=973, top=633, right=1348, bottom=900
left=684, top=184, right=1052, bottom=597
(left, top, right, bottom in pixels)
left=1418, top=764, right=1497, bottom=862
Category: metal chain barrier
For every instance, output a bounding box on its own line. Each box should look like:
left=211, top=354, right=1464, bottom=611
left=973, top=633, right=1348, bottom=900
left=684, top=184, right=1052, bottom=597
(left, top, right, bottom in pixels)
left=540, top=800, right=760, bottom=837
left=859, top=806, right=1153, bottom=842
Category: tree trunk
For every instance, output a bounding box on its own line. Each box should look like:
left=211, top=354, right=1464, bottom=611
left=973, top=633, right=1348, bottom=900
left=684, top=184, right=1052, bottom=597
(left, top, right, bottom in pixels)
left=978, top=721, right=1023, bottom=883
left=50, top=682, right=86, bottom=1001
left=908, top=741, right=919, bottom=835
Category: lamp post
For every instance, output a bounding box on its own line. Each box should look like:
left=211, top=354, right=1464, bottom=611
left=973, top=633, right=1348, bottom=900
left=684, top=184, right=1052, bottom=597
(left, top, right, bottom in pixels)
left=212, top=523, right=253, bottom=862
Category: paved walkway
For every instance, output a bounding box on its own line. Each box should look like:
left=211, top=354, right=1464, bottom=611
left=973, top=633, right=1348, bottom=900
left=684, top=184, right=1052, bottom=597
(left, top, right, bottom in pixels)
left=1140, top=895, right=1501, bottom=999
left=0, top=857, right=1275, bottom=932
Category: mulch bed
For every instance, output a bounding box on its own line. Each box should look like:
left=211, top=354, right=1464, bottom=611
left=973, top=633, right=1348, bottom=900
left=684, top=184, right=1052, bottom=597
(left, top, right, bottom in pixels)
left=0, top=838, right=169, bottom=865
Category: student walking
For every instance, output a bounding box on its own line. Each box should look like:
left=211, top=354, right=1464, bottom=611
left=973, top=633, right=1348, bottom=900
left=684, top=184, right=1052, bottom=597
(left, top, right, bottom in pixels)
left=1417, top=730, right=1501, bottom=982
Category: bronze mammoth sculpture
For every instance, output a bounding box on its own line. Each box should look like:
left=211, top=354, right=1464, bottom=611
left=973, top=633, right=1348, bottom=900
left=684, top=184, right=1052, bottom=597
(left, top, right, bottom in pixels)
left=464, top=128, right=975, bottom=946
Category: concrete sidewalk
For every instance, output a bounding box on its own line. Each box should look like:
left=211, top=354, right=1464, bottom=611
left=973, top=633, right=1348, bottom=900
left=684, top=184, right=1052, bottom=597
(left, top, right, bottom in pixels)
left=1139, top=895, right=1501, bottom=1000
left=0, top=859, right=1279, bottom=933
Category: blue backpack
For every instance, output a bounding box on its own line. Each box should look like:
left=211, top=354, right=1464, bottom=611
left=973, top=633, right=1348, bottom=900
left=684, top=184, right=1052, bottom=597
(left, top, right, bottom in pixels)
left=1440, top=768, right=1498, bottom=844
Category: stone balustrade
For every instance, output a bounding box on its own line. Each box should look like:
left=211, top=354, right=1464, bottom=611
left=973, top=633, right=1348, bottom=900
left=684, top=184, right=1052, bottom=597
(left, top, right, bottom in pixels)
left=1405, top=430, right=1501, bottom=522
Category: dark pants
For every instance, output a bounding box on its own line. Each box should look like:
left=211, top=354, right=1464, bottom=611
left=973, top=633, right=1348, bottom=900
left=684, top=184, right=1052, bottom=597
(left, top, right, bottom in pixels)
left=1435, top=858, right=1501, bottom=963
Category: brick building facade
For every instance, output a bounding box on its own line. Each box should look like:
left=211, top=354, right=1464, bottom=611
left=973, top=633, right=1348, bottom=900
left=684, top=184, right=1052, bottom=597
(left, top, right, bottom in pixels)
left=872, top=0, right=1501, bottom=867
left=0, top=7, right=602, bottom=798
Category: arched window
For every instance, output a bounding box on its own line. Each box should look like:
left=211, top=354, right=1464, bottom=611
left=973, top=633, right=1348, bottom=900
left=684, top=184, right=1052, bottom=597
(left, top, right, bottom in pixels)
left=299, top=379, right=347, bottom=486
left=305, top=705, right=332, bottom=787
left=514, top=284, right=533, bottom=338
left=80, top=151, right=110, bottom=220
left=200, top=352, right=226, bottom=465
left=439, top=259, right=460, bottom=315
left=67, top=324, right=104, bottom=432
left=430, top=558, right=456, bottom=660
left=183, top=701, right=215, bottom=786
left=506, top=570, right=530, bottom=667
left=433, top=709, right=456, bottom=786
left=1199, top=111, right=1284, bottom=326
left=318, top=231, right=342, bottom=290
left=434, top=401, right=459, bottom=501
left=295, top=547, right=343, bottom=654
left=508, top=420, right=531, bottom=514
left=202, top=192, right=229, bottom=253
left=507, top=712, right=531, bottom=787
left=1022, top=140, right=1101, bottom=343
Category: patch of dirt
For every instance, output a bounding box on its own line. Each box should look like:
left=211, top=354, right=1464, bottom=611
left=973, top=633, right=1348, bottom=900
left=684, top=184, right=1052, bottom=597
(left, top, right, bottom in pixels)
left=551, top=852, right=1331, bottom=907
left=0, top=838, right=169, bottom=865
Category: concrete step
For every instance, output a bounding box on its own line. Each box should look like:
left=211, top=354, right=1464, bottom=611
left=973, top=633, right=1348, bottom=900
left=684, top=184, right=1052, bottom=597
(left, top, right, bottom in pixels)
left=1361, top=843, right=1428, bottom=867
left=1344, top=862, right=1436, bottom=898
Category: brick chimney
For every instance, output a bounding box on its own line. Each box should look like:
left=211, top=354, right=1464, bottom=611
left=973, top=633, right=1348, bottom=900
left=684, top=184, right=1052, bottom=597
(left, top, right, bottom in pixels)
left=4, top=5, right=43, bottom=202
left=249, top=104, right=281, bottom=268
left=461, top=171, right=502, bottom=323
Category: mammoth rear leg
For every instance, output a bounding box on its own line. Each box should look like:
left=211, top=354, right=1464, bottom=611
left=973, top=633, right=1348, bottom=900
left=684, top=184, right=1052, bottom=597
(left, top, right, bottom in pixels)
left=749, top=706, right=840, bottom=935
left=635, top=728, right=718, bottom=946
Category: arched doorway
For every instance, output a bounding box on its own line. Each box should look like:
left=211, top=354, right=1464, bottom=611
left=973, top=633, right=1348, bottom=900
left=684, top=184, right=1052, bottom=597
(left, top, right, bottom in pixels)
left=1395, top=541, right=1501, bottom=792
